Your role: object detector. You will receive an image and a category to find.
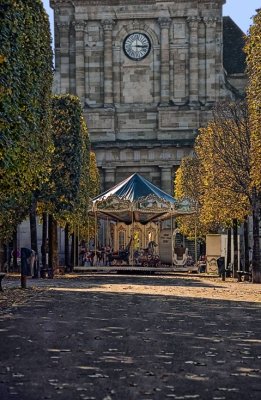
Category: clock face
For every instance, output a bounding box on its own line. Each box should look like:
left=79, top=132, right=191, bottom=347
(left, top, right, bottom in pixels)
left=123, top=32, right=151, bottom=61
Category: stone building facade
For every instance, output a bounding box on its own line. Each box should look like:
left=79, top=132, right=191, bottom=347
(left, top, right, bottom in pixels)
left=50, top=0, right=246, bottom=195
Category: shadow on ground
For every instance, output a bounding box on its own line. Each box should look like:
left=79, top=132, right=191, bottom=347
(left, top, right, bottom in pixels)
left=0, top=276, right=260, bottom=400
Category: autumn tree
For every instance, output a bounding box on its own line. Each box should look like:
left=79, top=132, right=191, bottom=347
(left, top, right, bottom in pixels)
left=174, top=155, right=210, bottom=239
left=196, top=102, right=250, bottom=224
left=245, top=8, right=261, bottom=189
left=195, top=100, right=260, bottom=282
left=245, top=8, right=261, bottom=283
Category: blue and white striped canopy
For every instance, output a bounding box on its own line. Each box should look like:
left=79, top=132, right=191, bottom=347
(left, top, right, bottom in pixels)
left=93, top=173, right=176, bottom=204
left=91, top=173, right=192, bottom=224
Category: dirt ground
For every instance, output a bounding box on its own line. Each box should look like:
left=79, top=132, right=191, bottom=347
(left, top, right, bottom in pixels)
left=0, top=273, right=260, bottom=400
left=1, top=274, right=260, bottom=312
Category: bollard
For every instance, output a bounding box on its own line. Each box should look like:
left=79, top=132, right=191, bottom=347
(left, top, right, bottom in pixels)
left=20, top=247, right=32, bottom=289
left=0, top=273, right=6, bottom=291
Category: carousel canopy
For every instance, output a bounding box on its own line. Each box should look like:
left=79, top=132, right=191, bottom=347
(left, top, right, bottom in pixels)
left=91, top=173, right=193, bottom=224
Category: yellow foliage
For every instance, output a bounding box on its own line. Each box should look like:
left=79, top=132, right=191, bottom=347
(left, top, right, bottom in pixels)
left=0, top=54, right=6, bottom=64
left=176, top=101, right=252, bottom=238
left=245, top=9, right=261, bottom=189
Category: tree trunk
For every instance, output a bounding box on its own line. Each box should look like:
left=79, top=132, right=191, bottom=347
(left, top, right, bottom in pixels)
left=64, top=223, right=70, bottom=270
left=30, top=198, right=38, bottom=277
left=232, top=219, right=239, bottom=278
left=48, top=214, right=54, bottom=278
left=6, top=242, right=12, bottom=272
left=70, top=232, right=75, bottom=268
left=12, top=229, right=18, bottom=272
left=76, top=233, right=79, bottom=267
left=0, top=239, right=5, bottom=272
left=225, top=228, right=232, bottom=277
left=41, top=212, right=48, bottom=270
left=48, top=215, right=59, bottom=277
left=226, top=227, right=231, bottom=265
left=243, top=216, right=250, bottom=280
left=252, top=189, right=261, bottom=283
left=53, top=218, right=59, bottom=273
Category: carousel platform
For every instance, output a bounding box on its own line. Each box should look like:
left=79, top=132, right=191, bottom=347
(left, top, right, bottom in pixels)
left=73, top=265, right=199, bottom=273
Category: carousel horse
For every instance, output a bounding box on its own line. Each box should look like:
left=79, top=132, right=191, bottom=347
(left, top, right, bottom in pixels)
left=146, top=240, right=158, bottom=255
left=139, top=241, right=160, bottom=267
left=108, top=237, right=132, bottom=265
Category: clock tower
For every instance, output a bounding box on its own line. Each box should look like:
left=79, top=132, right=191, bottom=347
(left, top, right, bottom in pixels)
left=50, top=0, right=245, bottom=194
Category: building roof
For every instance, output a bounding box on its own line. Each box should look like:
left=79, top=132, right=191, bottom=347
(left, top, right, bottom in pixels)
left=223, top=16, right=246, bottom=74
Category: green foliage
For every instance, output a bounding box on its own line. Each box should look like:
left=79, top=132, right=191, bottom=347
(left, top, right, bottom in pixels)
left=79, top=151, right=100, bottom=240
left=0, top=0, right=53, bottom=240
left=48, top=95, right=100, bottom=235
left=88, top=151, right=100, bottom=199
left=49, top=95, right=84, bottom=214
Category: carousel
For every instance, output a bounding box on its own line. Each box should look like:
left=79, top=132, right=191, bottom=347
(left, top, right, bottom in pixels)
left=76, top=173, right=196, bottom=273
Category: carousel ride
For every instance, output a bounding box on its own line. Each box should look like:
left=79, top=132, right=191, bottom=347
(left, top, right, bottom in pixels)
left=81, top=173, right=195, bottom=272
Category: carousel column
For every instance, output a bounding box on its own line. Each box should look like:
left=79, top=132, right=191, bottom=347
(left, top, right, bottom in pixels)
left=102, top=19, right=114, bottom=107
left=104, top=167, right=116, bottom=191
left=204, top=17, right=218, bottom=105
left=74, top=20, right=86, bottom=105
left=188, top=17, right=200, bottom=107
left=158, top=17, right=171, bottom=106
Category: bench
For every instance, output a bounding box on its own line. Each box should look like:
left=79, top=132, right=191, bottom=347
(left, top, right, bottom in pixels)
left=0, top=273, right=6, bottom=291
left=237, top=270, right=252, bottom=282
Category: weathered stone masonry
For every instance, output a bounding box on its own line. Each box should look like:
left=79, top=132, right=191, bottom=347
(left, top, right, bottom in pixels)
left=50, top=0, right=245, bottom=194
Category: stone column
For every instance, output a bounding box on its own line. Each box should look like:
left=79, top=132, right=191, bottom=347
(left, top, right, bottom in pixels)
left=160, top=166, right=172, bottom=194
left=187, top=17, right=200, bottom=106
left=113, top=45, right=121, bottom=105
left=158, top=17, right=171, bottom=106
left=74, top=20, right=86, bottom=104
left=102, top=19, right=114, bottom=107
left=84, top=26, right=90, bottom=104
left=57, top=21, right=70, bottom=93
left=104, top=167, right=115, bottom=190
left=204, top=17, right=218, bottom=104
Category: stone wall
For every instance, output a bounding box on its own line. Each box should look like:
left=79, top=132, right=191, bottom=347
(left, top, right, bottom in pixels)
left=51, top=0, right=242, bottom=195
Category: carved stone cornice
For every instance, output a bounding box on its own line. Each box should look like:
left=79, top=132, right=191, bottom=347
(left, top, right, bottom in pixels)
left=158, top=17, right=171, bottom=29
left=132, top=19, right=140, bottom=30
left=187, top=16, right=201, bottom=28
left=101, top=19, right=115, bottom=31
left=73, top=20, right=87, bottom=32
left=50, top=0, right=73, bottom=6
left=56, top=21, right=70, bottom=30
left=203, top=17, right=219, bottom=27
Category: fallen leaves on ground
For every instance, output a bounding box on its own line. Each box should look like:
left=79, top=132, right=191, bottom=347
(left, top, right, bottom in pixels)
left=0, top=288, right=46, bottom=317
